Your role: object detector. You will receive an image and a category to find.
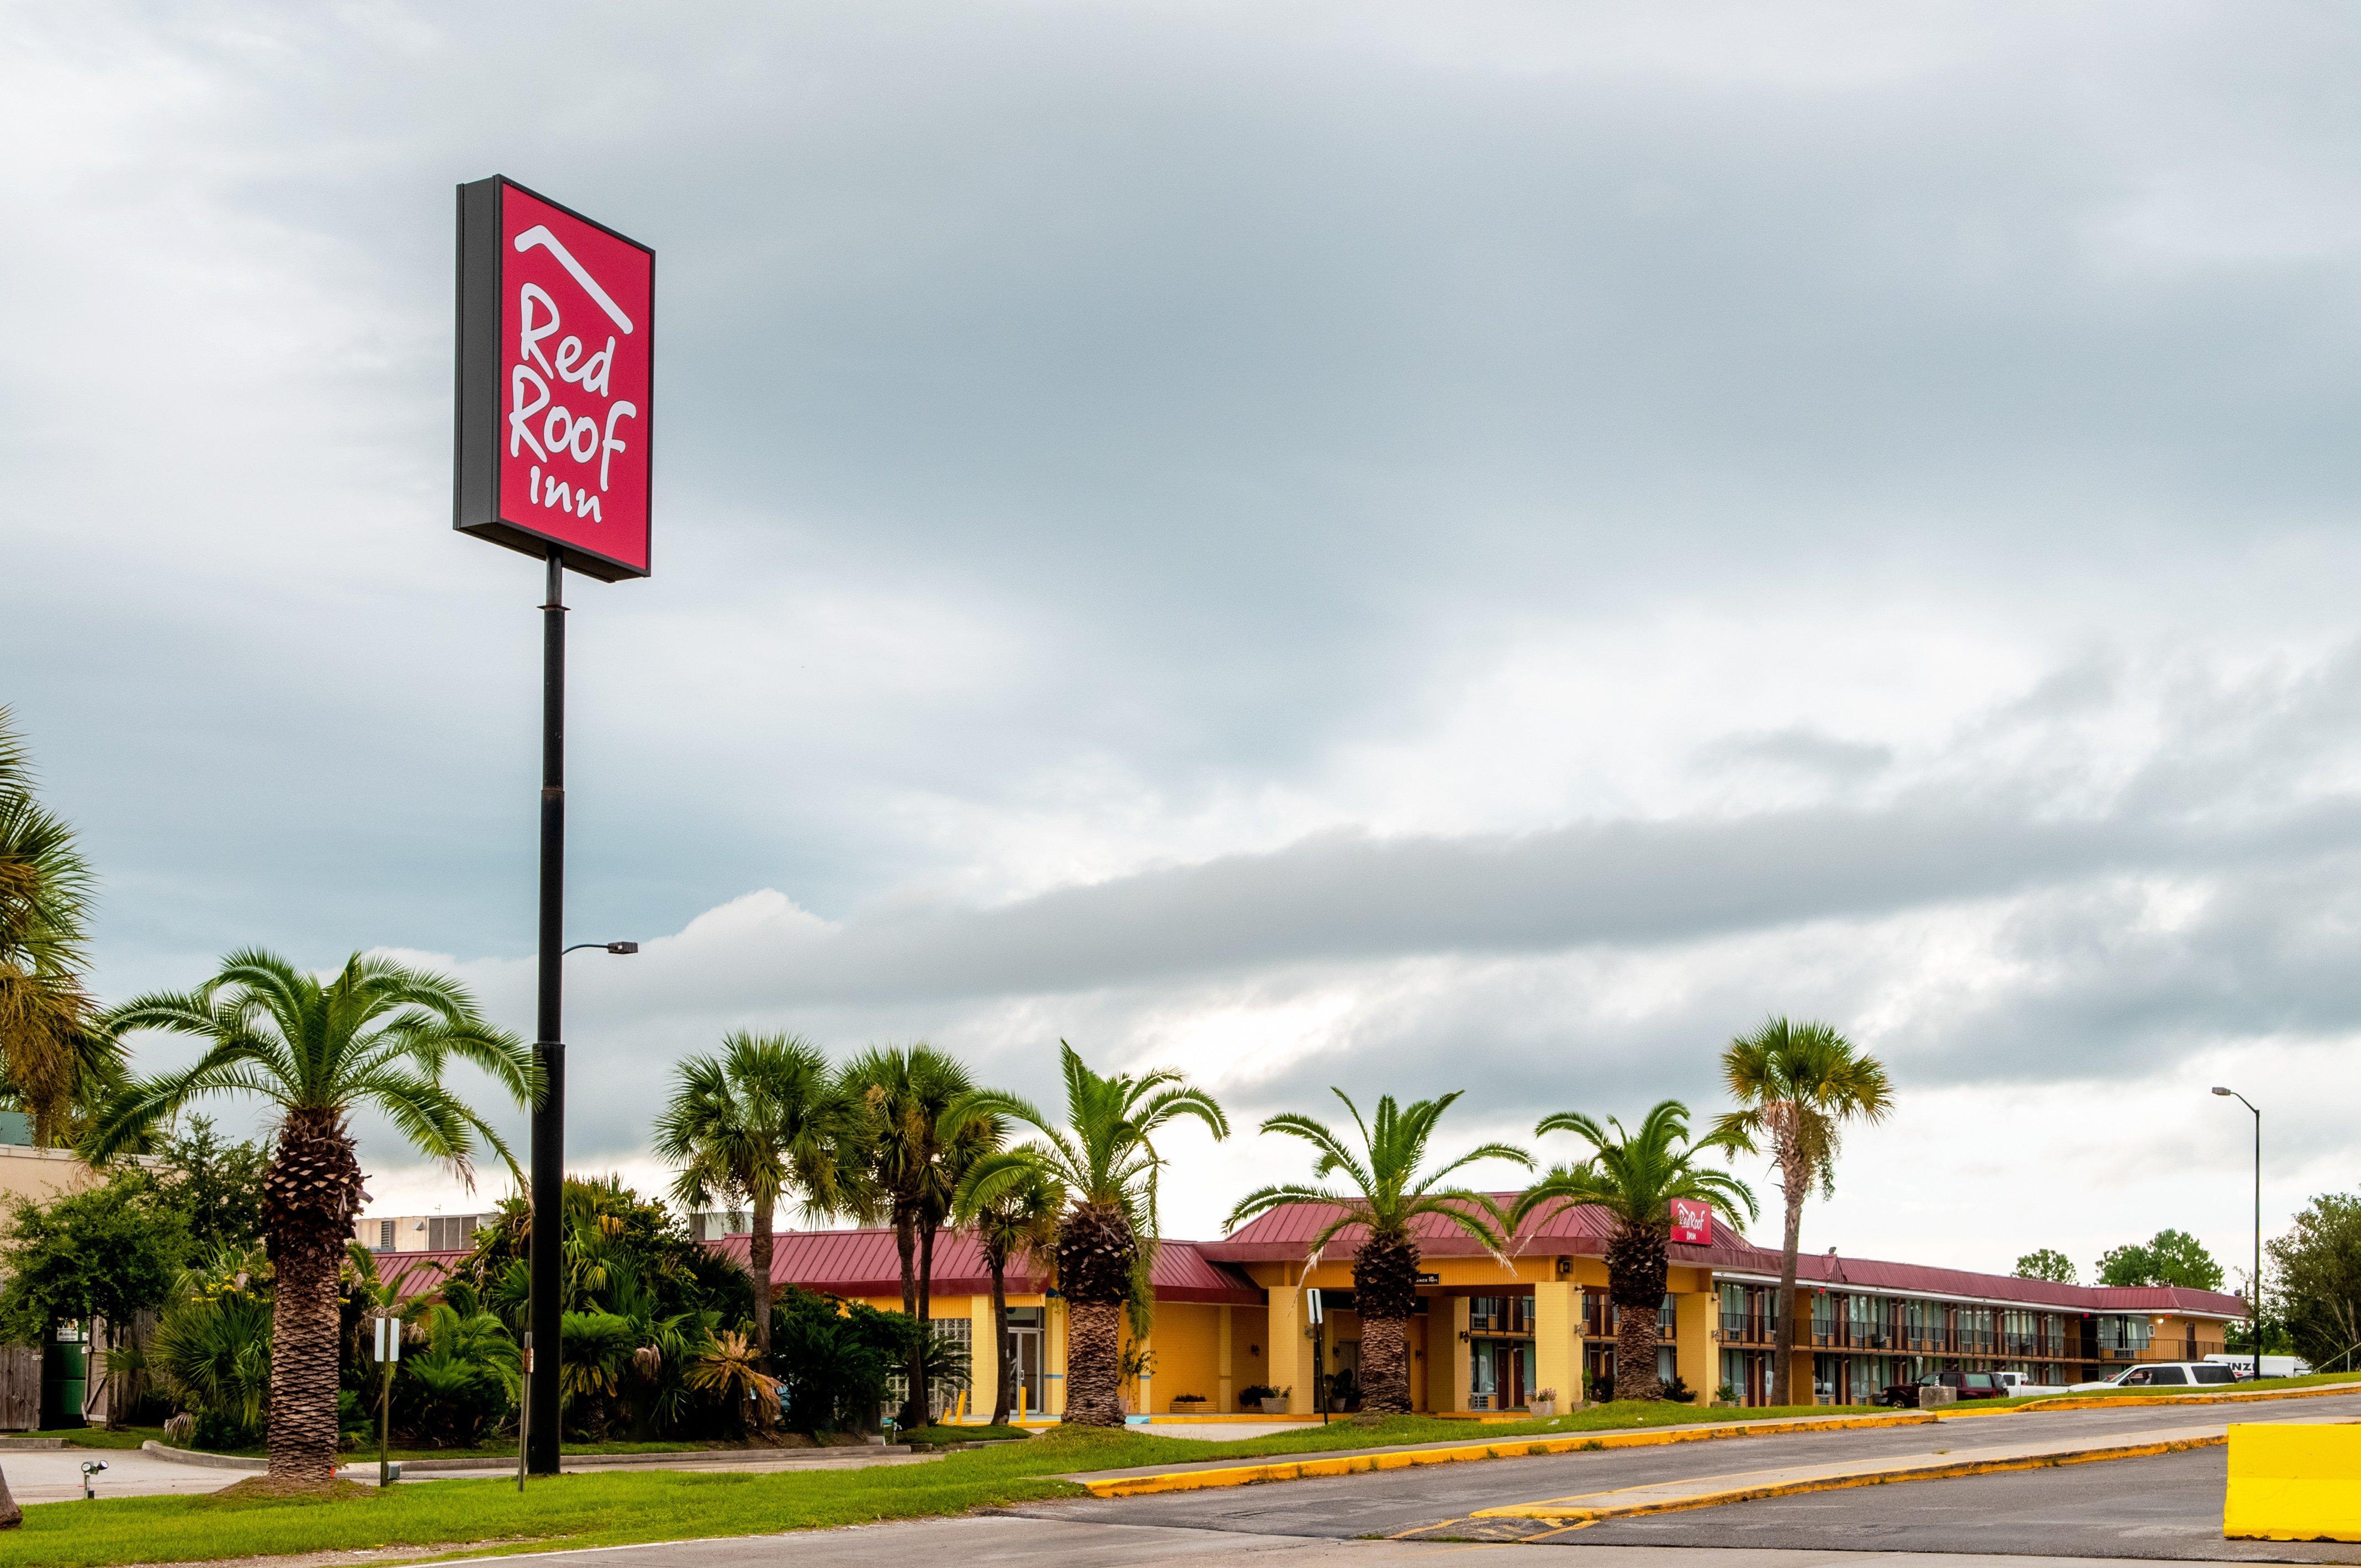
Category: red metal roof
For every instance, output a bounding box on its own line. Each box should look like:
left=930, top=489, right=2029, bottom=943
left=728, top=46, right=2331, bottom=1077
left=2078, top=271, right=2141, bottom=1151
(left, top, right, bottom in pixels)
left=714, top=1227, right=1263, bottom=1306
left=374, top=1250, right=467, bottom=1304
left=1203, top=1196, right=2248, bottom=1320
left=369, top=1208, right=2245, bottom=1324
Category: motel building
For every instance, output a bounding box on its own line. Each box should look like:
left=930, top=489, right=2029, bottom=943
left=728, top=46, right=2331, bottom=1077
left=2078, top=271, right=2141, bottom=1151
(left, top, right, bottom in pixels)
left=742, top=1198, right=2248, bottom=1417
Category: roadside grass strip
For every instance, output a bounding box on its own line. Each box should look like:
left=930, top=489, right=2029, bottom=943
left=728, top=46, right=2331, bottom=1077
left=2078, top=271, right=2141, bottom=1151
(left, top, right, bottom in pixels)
left=1375, top=1424, right=2232, bottom=1540
left=1073, top=1409, right=1941, bottom=1497
left=0, top=1438, right=1116, bottom=1568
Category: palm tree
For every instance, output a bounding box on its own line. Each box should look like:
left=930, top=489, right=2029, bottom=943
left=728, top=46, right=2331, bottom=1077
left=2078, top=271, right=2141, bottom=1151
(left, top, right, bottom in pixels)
left=1712, top=1018, right=1894, bottom=1406
left=87, top=949, right=534, bottom=1488
left=1516, top=1100, right=1755, bottom=1402
left=952, top=1148, right=1063, bottom=1426
left=1226, top=1090, right=1530, bottom=1415
left=949, top=1042, right=1227, bottom=1426
left=653, top=1031, right=847, bottom=1360
left=835, top=1044, right=995, bottom=1426
left=0, top=706, right=121, bottom=1148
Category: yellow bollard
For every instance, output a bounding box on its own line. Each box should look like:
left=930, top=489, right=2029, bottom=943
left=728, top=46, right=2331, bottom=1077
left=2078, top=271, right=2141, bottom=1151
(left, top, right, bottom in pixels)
left=2226, top=1424, right=2361, bottom=1540
left=1017, top=1380, right=1027, bottom=1424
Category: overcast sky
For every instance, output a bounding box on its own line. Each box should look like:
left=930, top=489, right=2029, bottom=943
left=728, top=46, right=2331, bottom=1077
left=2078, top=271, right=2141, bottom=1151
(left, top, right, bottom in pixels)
left=9, top=1, right=2360, bottom=1283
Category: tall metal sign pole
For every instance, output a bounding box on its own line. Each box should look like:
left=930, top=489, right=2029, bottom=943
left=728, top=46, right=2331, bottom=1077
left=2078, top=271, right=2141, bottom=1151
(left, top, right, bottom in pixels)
left=454, top=175, right=654, bottom=1476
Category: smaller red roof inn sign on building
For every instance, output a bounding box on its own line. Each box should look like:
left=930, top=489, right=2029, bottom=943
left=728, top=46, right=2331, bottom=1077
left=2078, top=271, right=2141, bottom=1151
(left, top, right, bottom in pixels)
left=454, top=177, right=653, bottom=580
left=1670, top=1199, right=1714, bottom=1247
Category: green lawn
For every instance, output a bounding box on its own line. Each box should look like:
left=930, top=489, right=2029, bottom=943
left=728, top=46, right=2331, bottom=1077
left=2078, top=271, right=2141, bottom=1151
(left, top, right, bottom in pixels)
left=0, top=1400, right=1896, bottom=1568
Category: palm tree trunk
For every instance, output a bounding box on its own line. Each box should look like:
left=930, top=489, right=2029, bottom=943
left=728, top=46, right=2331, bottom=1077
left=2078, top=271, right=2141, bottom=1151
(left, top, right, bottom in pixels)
left=749, top=1194, right=775, bottom=1360
left=1614, top=1302, right=1662, bottom=1402
left=1361, top=1313, right=1411, bottom=1415
left=892, top=1206, right=919, bottom=1428
left=1772, top=1158, right=1806, bottom=1407
left=0, top=1462, right=17, bottom=1528
left=912, top=1217, right=938, bottom=1424
left=262, top=1110, right=365, bottom=1487
left=987, top=1249, right=1012, bottom=1427
left=1063, top=1299, right=1125, bottom=1426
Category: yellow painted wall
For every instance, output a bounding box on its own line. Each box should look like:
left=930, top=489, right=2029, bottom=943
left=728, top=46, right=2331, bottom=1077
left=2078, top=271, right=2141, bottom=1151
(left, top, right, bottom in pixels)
left=1146, top=1301, right=1227, bottom=1413
left=1447, top=1295, right=1473, bottom=1412
left=1533, top=1281, right=1577, bottom=1407
left=1264, top=1268, right=1317, bottom=1415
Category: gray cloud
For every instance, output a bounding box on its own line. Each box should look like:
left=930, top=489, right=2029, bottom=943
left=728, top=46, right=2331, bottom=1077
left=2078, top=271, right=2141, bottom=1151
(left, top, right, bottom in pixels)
left=15, top=4, right=2361, bottom=1264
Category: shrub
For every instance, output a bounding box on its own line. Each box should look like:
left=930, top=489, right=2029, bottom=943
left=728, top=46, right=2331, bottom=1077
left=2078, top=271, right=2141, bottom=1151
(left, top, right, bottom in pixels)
left=771, top=1289, right=918, bottom=1434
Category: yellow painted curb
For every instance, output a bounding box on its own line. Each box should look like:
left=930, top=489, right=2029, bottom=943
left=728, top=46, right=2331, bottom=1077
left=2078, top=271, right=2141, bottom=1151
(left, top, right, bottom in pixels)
left=1075, top=1411, right=1939, bottom=1498
left=2018, top=1381, right=2361, bottom=1414
left=1467, top=1434, right=2224, bottom=1523
left=2225, top=1423, right=2361, bottom=1541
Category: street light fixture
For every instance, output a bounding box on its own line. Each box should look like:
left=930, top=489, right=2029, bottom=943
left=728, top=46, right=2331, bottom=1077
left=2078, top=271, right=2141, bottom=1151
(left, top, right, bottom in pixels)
left=2212, top=1087, right=2261, bottom=1378
left=563, top=941, right=639, bottom=955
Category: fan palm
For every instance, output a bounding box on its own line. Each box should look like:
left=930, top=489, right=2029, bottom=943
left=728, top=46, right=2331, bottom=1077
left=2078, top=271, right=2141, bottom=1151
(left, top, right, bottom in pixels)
left=87, top=949, right=535, bottom=1487
left=835, top=1043, right=994, bottom=1425
left=949, top=1042, right=1227, bottom=1426
left=1711, top=1018, right=1894, bottom=1405
left=653, top=1031, right=849, bottom=1360
left=0, top=706, right=120, bottom=1148
left=952, top=1148, right=1063, bottom=1426
left=1227, top=1090, right=1530, bottom=1414
left=1516, top=1100, right=1755, bottom=1402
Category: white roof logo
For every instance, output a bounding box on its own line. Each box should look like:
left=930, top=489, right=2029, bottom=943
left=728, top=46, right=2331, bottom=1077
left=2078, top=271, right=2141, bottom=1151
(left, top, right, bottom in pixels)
left=514, top=225, right=634, bottom=333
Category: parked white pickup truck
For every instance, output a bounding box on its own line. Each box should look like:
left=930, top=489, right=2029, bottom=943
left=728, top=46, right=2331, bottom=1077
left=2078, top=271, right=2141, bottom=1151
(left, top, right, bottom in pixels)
left=1994, top=1371, right=2069, bottom=1397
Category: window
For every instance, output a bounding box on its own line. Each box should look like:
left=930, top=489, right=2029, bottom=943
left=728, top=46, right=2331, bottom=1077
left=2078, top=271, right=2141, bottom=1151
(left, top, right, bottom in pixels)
left=2149, top=1366, right=2187, bottom=1385
left=378, top=1220, right=395, bottom=1251
left=427, top=1215, right=484, bottom=1251
left=2096, top=1315, right=2154, bottom=1354
left=2193, top=1364, right=2236, bottom=1385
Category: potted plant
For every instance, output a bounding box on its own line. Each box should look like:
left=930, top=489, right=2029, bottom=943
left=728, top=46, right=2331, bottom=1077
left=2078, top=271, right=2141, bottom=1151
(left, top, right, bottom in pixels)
left=1530, top=1387, right=1558, bottom=1418
left=1169, top=1392, right=1206, bottom=1413
left=1238, top=1382, right=1290, bottom=1414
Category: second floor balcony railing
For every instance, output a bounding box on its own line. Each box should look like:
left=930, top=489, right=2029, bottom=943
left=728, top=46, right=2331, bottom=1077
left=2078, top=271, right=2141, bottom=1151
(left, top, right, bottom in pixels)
left=1721, top=1311, right=1778, bottom=1344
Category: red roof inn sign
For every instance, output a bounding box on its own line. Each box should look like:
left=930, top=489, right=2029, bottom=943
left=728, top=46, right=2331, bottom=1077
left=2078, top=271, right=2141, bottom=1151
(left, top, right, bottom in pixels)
left=454, top=177, right=653, bottom=579
left=1670, top=1199, right=1714, bottom=1247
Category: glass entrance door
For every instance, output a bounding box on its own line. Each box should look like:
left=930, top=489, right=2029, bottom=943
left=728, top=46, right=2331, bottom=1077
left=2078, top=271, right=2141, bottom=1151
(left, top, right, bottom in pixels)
left=1005, top=1328, right=1043, bottom=1420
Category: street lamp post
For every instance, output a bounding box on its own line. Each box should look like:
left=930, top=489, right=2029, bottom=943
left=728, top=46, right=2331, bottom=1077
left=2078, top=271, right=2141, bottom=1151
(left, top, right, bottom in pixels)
left=523, top=934, right=638, bottom=1477
left=2212, top=1087, right=2261, bottom=1378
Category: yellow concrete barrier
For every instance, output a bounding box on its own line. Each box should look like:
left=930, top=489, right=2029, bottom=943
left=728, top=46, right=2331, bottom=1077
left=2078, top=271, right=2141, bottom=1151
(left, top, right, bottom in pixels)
left=2225, top=1423, right=2361, bottom=1541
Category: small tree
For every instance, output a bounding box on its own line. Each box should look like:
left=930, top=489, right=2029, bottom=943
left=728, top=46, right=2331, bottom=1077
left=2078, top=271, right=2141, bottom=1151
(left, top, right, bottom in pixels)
left=1713, top=1018, right=1893, bottom=1406
left=949, top=1043, right=1227, bottom=1426
left=834, top=1045, right=993, bottom=1425
left=654, top=1032, right=850, bottom=1361
left=2097, top=1229, right=2225, bottom=1291
left=1518, top=1101, right=1754, bottom=1401
left=2271, top=1195, right=2361, bottom=1371
left=1226, top=1090, right=1529, bottom=1415
left=152, top=1116, right=271, bottom=1251
left=953, top=1149, right=1062, bottom=1426
left=0, top=1170, right=189, bottom=1426
left=2014, top=1248, right=2077, bottom=1284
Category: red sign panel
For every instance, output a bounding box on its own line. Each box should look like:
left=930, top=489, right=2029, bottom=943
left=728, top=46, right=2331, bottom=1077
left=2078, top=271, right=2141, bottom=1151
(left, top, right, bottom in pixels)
left=455, top=177, right=653, bottom=580
left=1669, top=1199, right=1713, bottom=1247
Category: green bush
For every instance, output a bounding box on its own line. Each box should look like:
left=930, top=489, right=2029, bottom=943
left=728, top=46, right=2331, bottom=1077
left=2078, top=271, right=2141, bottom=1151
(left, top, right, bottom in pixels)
left=771, top=1289, right=919, bottom=1434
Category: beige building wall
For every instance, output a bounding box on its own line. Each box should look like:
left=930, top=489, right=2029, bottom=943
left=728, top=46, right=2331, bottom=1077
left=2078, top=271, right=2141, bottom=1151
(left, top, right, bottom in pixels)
left=0, top=1145, right=104, bottom=1219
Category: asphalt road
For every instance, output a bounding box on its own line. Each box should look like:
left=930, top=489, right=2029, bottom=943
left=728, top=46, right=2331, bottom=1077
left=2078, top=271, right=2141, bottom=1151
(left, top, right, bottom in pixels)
left=1027, top=1392, right=2361, bottom=1550
left=434, top=1516, right=2285, bottom=1568
left=1560, top=1446, right=2360, bottom=1563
